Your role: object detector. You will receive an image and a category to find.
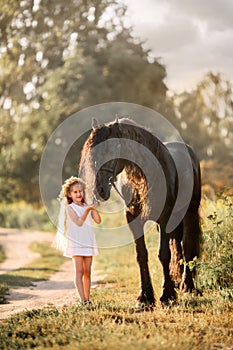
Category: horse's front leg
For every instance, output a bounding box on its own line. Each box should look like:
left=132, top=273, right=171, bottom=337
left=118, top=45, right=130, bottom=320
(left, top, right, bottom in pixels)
left=126, top=211, right=155, bottom=308
left=158, top=226, right=177, bottom=304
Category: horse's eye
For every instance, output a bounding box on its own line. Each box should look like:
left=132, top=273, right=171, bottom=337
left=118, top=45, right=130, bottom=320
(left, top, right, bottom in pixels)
left=109, top=176, right=114, bottom=185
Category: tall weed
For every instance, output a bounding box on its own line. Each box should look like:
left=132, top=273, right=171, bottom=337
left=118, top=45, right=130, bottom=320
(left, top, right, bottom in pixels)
left=196, top=195, right=233, bottom=298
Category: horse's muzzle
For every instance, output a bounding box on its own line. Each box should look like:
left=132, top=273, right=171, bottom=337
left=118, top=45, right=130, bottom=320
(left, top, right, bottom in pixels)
left=94, top=185, right=111, bottom=201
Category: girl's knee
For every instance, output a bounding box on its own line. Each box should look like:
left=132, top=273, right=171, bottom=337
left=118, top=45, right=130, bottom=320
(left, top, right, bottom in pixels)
left=74, top=264, right=84, bottom=276
left=75, top=269, right=84, bottom=278
left=83, top=268, right=91, bottom=278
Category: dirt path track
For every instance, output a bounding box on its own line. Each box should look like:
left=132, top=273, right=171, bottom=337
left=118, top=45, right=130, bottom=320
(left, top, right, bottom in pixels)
left=0, top=228, right=101, bottom=320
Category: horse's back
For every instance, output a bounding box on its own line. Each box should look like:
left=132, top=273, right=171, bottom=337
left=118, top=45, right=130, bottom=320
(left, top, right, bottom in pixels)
left=165, top=141, right=201, bottom=208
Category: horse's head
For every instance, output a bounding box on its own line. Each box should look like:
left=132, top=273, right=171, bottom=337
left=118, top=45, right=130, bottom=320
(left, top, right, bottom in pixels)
left=95, top=158, right=122, bottom=201
left=79, top=118, right=124, bottom=202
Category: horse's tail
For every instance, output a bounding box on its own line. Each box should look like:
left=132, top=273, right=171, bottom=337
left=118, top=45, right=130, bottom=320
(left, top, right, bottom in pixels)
left=169, top=145, right=202, bottom=285
left=169, top=205, right=202, bottom=286
left=169, top=224, right=184, bottom=286
left=189, top=144, right=202, bottom=261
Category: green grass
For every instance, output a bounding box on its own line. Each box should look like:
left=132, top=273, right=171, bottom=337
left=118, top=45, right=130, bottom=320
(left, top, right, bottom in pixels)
left=1, top=296, right=232, bottom=350
left=1, top=233, right=233, bottom=349
left=0, top=241, right=66, bottom=304
left=0, top=197, right=233, bottom=349
left=0, top=283, right=9, bottom=305
left=0, top=245, right=232, bottom=349
left=0, top=244, right=6, bottom=263
left=0, top=244, right=9, bottom=303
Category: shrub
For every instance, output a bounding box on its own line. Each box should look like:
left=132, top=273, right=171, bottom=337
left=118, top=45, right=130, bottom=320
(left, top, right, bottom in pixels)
left=0, top=201, right=55, bottom=231
left=196, top=195, right=233, bottom=297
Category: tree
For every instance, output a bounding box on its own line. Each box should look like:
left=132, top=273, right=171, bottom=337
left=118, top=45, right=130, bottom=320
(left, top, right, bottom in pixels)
left=174, top=72, right=233, bottom=162
left=0, top=0, right=170, bottom=203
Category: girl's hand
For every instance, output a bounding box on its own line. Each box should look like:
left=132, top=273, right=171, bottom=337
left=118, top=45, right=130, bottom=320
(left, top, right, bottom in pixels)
left=87, top=203, right=98, bottom=211
left=89, top=203, right=101, bottom=224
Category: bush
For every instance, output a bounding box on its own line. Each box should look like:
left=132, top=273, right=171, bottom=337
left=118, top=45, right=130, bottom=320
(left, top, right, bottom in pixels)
left=0, top=201, right=55, bottom=231
left=196, top=195, right=233, bottom=297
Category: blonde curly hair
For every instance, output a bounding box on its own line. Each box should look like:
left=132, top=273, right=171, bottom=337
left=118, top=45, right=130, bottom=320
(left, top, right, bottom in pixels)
left=59, top=176, right=86, bottom=204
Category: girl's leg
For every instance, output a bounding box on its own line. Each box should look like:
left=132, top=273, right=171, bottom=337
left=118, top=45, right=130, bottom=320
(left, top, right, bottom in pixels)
left=72, top=256, right=85, bottom=301
left=83, top=256, right=93, bottom=301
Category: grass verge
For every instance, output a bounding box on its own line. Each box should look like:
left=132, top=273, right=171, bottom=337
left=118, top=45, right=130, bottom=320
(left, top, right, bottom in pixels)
left=0, top=283, right=9, bottom=305
left=0, top=241, right=66, bottom=303
left=0, top=244, right=8, bottom=303
left=0, top=244, right=6, bottom=263
left=0, top=224, right=233, bottom=349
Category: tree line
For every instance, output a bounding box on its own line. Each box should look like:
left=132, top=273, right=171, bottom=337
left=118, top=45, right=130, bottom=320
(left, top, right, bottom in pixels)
left=0, top=0, right=232, bottom=204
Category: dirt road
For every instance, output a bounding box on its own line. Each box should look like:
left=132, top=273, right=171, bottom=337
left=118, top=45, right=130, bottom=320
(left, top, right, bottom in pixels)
left=0, top=228, right=102, bottom=320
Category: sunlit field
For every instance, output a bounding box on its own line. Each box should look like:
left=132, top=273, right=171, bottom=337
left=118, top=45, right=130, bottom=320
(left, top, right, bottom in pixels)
left=0, top=195, right=233, bottom=349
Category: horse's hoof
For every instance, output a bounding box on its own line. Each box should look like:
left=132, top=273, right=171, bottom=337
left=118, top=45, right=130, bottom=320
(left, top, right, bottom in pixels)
left=180, top=283, right=194, bottom=293
left=135, top=300, right=155, bottom=311
left=136, top=295, right=155, bottom=311
left=160, top=291, right=177, bottom=306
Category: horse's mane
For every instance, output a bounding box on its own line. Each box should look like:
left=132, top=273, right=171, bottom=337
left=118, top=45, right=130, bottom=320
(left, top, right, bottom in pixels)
left=79, top=118, right=159, bottom=217
left=118, top=118, right=157, bottom=217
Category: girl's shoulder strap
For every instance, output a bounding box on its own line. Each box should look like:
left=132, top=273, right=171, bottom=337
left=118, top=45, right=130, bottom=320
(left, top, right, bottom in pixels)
left=69, top=202, right=87, bottom=208
left=68, top=202, right=76, bottom=209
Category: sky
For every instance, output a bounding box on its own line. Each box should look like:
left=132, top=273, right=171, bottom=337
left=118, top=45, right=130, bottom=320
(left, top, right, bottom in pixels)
left=121, top=0, right=233, bottom=93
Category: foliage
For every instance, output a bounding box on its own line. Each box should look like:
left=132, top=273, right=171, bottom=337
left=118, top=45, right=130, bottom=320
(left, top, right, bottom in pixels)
left=1, top=2, right=233, bottom=205
left=174, top=72, right=233, bottom=162
left=181, top=195, right=233, bottom=298
left=0, top=201, right=54, bottom=231
left=196, top=195, right=233, bottom=296
left=0, top=0, right=170, bottom=204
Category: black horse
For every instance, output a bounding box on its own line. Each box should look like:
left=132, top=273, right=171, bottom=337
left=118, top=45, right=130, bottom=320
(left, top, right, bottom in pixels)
left=79, top=117, right=202, bottom=306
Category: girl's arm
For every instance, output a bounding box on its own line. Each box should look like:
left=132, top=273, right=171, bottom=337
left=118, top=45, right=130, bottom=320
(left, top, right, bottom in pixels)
left=67, top=205, right=93, bottom=227
left=90, top=206, right=101, bottom=224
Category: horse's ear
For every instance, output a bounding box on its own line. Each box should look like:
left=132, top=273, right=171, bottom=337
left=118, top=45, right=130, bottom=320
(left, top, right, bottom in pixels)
left=92, top=118, right=99, bottom=129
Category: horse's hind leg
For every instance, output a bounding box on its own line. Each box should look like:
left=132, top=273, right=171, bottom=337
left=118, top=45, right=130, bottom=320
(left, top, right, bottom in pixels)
left=126, top=211, right=155, bottom=307
left=158, top=225, right=177, bottom=304
left=180, top=207, right=201, bottom=293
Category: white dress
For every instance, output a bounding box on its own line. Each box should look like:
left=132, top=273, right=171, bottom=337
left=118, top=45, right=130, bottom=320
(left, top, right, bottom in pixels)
left=63, top=203, right=98, bottom=258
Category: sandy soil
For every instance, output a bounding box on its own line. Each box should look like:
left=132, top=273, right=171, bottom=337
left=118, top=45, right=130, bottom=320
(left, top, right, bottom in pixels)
left=0, top=228, right=103, bottom=320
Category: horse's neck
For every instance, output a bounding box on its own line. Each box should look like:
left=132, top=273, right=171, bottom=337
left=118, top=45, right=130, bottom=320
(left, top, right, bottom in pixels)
left=120, top=123, right=160, bottom=159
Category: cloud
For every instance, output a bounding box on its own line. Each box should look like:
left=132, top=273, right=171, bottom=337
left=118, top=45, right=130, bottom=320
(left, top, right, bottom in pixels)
left=169, top=0, right=233, bottom=31
left=164, top=28, right=233, bottom=92
left=122, top=0, right=233, bottom=91
left=135, top=16, right=200, bottom=54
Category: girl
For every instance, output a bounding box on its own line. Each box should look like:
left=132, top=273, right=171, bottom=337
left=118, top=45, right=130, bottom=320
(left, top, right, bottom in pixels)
left=57, top=176, right=101, bottom=305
